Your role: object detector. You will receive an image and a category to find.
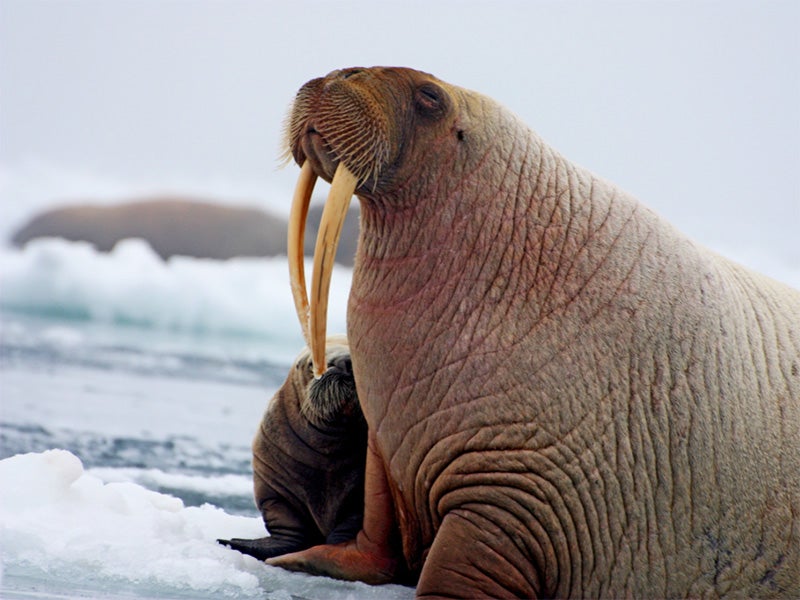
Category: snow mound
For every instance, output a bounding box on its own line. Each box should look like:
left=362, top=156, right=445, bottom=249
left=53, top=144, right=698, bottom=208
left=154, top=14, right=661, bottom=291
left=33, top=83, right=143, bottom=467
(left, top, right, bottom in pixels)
left=0, top=450, right=413, bottom=599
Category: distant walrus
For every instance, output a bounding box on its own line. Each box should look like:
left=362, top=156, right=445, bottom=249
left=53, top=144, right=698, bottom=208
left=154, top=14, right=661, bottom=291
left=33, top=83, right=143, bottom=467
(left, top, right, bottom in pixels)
left=268, top=67, right=800, bottom=598
left=218, top=336, right=369, bottom=562
left=11, top=198, right=359, bottom=264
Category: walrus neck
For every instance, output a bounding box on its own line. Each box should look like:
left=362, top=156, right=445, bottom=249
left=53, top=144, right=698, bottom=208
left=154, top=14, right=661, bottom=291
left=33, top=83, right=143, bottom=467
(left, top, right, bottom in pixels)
left=349, top=126, right=659, bottom=431
left=352, top=128, right=623, bottom=310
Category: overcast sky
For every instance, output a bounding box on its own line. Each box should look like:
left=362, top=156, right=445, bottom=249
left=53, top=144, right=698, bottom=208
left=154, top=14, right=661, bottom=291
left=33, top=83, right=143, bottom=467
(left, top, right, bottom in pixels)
left=1, top=0, right=798, bottom=263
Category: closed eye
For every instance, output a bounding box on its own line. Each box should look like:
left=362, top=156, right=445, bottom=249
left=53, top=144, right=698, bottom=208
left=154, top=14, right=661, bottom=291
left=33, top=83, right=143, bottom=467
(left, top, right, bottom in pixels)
left=419, top=86, right=440, bottom=104
left=415, top=83, right=447, bottom=117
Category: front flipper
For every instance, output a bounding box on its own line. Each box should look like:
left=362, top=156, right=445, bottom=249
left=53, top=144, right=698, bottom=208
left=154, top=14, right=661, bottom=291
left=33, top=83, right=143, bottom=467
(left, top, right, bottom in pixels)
left=266, top=533, right=398, bottom=585
left=217, top=535, right=306, bottom=561
left=266, top=431, right=402, bottom=585
left=416, top=509, right=540, bottom=599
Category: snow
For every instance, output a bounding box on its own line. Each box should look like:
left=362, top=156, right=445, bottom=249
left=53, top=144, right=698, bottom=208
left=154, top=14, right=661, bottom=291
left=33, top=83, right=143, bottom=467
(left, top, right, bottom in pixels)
left=0, top=450, right=413, bottom=599
left=0, top=449, right=266, bottom=596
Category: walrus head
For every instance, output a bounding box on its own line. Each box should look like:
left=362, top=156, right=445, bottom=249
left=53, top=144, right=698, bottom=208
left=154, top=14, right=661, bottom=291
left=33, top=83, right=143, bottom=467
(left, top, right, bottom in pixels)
left=286, top=67, right=474, bottom=376
left=295, top=334, right=362, bottom=428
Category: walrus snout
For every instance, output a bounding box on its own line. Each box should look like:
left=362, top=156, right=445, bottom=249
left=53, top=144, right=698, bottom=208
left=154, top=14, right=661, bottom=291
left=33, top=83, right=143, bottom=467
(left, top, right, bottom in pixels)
left=303, top=343, right=361, bottom=426
left=286, top=68, right=392, bottom=187
left=328, top=354, right=352, bottom=376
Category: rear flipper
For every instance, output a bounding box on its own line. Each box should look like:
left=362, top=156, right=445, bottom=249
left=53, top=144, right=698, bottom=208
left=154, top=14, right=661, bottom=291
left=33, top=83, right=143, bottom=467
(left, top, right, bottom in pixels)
left=217, top=535, right=305, bottom=561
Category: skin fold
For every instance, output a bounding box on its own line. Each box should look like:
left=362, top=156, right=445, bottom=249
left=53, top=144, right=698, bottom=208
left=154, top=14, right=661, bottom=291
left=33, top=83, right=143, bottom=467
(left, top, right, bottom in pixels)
left=276, top=67, right=800, bottom=598
left=218, top=336, right=369, bottom=561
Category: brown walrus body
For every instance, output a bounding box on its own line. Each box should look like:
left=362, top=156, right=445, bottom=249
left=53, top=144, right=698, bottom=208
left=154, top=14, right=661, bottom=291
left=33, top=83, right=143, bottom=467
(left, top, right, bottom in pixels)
left=11, top=199, right=359, bottom=264
left=219, top=336, right=368, bottom=560
left=272, top=67, right=800, bottom=598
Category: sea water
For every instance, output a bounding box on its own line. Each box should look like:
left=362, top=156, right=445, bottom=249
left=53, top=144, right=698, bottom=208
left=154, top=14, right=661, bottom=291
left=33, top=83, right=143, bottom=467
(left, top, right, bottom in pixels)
left=0, top=238, right=412, bottom=599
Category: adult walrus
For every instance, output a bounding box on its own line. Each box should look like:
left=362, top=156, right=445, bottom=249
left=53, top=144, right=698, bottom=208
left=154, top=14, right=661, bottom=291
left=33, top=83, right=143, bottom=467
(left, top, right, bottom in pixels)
left=218, top=336, right=372, bottom=564
left=275, top=67, right=800, bottom=598
left=11, top=199, right=360, bottom=265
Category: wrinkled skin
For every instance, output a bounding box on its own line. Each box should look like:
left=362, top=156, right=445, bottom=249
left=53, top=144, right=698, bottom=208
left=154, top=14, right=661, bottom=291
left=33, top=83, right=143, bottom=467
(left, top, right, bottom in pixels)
left=218, top=336, right=369, bottom=561
left=277, top=67, right=800, bottom=598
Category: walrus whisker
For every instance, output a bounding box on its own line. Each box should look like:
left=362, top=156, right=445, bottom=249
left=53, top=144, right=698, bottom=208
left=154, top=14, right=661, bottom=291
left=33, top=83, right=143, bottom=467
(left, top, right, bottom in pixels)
left=316, top=109, right=389, bottom=187
left=278, top=110, right=299, bottom=169
left=303, top=357, right=359, bottom=427
left=288, top=161, right=317, bottom=346
left=309, top=162, right=357, bottom=378
left=280, top=94, right=312, bottom=168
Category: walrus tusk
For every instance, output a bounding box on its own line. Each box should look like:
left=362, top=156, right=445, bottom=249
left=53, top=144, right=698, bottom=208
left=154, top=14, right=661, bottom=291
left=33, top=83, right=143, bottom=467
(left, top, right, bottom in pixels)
left=310, top=162, right=358, bottom=378
left=288, top=161, right=317, bottom=346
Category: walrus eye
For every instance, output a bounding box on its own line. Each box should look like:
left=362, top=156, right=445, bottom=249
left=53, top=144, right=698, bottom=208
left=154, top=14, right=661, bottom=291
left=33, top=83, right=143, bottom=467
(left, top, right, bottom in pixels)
left=415, top=83, right=446, bottom=118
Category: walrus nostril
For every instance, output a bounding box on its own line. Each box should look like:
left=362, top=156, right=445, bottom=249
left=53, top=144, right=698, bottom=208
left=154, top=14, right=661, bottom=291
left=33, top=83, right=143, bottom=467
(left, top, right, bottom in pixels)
left=326, top=68, right=363, bottom=80
left=330, top=355, right=353, bottom=375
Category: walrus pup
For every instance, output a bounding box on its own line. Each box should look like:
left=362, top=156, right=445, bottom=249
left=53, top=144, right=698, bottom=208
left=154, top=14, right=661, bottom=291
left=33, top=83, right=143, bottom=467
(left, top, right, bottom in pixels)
left=218, top=336, right=368, bottom=561
left=273, top=67, right=800, bottom=598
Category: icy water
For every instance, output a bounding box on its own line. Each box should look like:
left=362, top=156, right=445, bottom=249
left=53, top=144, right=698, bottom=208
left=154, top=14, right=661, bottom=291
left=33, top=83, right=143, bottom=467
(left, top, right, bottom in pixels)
left=0, top=241, right=412, bottom=599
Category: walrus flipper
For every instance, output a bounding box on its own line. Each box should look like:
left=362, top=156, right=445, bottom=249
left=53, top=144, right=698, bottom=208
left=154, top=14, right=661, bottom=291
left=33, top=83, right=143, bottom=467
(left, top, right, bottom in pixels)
left=217, top=535, right=307, bottom=561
